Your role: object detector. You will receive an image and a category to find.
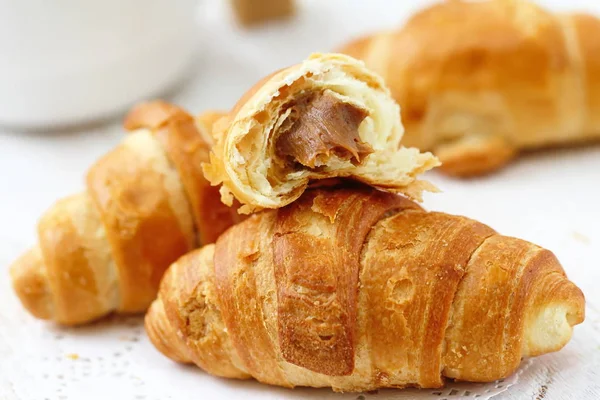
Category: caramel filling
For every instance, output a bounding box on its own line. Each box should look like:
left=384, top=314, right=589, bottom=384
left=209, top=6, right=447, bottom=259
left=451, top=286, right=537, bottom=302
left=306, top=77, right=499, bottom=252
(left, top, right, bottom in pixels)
left=275, top=91, right=372, bottom=168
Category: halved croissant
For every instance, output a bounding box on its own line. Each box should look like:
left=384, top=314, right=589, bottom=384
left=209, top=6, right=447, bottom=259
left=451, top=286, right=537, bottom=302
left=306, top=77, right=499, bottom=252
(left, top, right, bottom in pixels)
left=146, top=185, right=584, bottom=392
left=340, top=0, right=600, bottom=176
left=203, top=53, right=439, bottom=213
left=10, top=101, right=241, bottom=325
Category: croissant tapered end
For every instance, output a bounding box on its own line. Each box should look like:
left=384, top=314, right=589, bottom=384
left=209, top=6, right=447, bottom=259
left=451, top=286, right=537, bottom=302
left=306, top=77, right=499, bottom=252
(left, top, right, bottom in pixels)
left=522, top=269, right=585, bottom=358
left=11, top=194, right=120, bottom=325
left=10, top=246, right=54, bottom=321
left=203, top=53, right=439, bottom=214
left=442, top=238, right=585, bottom=383
left=433, top=135, right=517, bottom=177
left=145, top=298, right=192, bottom=364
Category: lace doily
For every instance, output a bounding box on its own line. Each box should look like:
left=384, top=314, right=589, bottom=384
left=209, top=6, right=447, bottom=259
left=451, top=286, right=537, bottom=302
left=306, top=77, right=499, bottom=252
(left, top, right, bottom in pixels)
left=0, top=300, right=532, bottom=400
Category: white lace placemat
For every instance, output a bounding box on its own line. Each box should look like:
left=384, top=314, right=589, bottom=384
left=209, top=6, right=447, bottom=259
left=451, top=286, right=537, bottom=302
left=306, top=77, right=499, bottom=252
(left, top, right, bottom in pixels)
left=0, top=270, right=533, bottom=400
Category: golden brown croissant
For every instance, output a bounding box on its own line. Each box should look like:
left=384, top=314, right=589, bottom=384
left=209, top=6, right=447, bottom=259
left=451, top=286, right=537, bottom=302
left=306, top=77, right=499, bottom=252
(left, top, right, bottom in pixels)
left=203, top=53, right=440, bottom=214
left=145, top=185, right=584, bottom=392
left=10, top=101, right=242, bottom=325
left=339, top=0, right=600, bottom=176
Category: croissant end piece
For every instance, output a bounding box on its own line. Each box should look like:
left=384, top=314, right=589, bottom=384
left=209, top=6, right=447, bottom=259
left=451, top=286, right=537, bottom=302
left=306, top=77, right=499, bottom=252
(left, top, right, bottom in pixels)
left=203, top=53, right=440, bottom=214
left=10, top=101, right=241, bottom=325
left=146, top=185, right=584, bottom=392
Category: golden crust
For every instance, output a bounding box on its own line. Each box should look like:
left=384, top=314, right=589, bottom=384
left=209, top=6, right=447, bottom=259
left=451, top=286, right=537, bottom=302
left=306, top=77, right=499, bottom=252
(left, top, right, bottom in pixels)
left=195, top=110, right=227, bottom=146
left=11, top=194, right=118, bottom=325
left=435, top=134, right=517, bottom=177
left=155, top=246, right=252, bottom=378
left=145, top=298, right=191, bottom=364
left=570, top=13, right=600, bottom=135
left=360, top=209, right=497, bottom=388
left=203, top=53, right=439, bottom=213
left=11, top=101, right=238, bottom=325
left=39, top=194, right=118, bottom=323
left=443, top=236, right=585, bottom=381
left=338, top=0, right=600, bottom=176
left=213, top=212, right=288, bottom=385
left=145, top=185, right=585, bottom=391
left=125, top=101, right=242, bottom=245
left=10, top=247, right=53, bottom=321
left=86, top=129, right=195, bottom=313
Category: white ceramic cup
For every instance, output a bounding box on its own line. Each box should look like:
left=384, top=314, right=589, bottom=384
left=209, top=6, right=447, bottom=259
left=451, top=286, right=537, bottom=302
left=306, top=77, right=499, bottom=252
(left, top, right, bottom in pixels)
left=0, top=0, right=198, bottom=129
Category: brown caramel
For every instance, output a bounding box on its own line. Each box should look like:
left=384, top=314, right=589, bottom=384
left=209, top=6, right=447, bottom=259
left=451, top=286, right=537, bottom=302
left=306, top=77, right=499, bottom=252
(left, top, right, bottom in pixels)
left=276, top=92, right=372, bottom=168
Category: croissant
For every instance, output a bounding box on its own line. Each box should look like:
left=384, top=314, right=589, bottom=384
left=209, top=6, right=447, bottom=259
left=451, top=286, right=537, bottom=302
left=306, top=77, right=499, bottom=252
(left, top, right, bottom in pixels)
left=203, top=53, right=440, bottom=214
left=10, top=101, right=241, bottom=325
left=339, top=0, right=600, bottom=176
left=145, top=185, right=584, bottom=392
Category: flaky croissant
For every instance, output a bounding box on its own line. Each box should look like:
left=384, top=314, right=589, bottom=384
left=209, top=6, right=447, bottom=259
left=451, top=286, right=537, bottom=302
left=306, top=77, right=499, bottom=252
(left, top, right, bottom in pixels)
left=203, top=53, right=439, bottom=214
left=10, top=101, right=241, bottom=325
left=340, top=0, right=600, bottom=176
left=145, top=185, right=584, bottom=392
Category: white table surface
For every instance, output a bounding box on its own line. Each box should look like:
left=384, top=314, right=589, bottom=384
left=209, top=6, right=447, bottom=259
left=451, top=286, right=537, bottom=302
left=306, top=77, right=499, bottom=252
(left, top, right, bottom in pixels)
left=1, top=1, right=599, bottom=399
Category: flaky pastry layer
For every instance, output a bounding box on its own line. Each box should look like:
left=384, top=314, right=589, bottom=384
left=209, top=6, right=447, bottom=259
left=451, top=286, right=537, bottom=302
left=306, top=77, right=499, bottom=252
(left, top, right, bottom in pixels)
left=203, top=53, right=439, bottom=213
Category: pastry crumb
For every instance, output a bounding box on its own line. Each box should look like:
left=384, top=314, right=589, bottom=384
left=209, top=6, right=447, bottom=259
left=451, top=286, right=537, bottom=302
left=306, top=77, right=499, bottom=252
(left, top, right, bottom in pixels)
left=572, top=231, right=590, bottom=245
left=66, top=353, right=79, bottom=360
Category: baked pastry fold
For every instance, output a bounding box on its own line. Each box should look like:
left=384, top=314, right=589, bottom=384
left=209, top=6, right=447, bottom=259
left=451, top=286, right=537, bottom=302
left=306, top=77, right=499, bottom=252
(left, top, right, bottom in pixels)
left=204, top=53, right=439, bottom=213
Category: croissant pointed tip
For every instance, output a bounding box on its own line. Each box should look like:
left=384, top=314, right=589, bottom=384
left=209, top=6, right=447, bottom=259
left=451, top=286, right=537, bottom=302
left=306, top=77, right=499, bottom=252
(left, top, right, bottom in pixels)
left=522, top=279, right=585, bottom=357
left=10, top=246, right=54, bottom=321
left=567, top=305, right=585, bottom=327
left=145, top=299, right=192, bottom=364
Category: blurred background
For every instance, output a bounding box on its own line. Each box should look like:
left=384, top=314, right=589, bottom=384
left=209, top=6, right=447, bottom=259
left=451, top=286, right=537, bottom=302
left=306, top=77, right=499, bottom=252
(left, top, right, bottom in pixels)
left=1, top=0, right=599, bottom=231
left=1, top=0, right=599, bottom=255
left=1, top=0, right=599, bottom=252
